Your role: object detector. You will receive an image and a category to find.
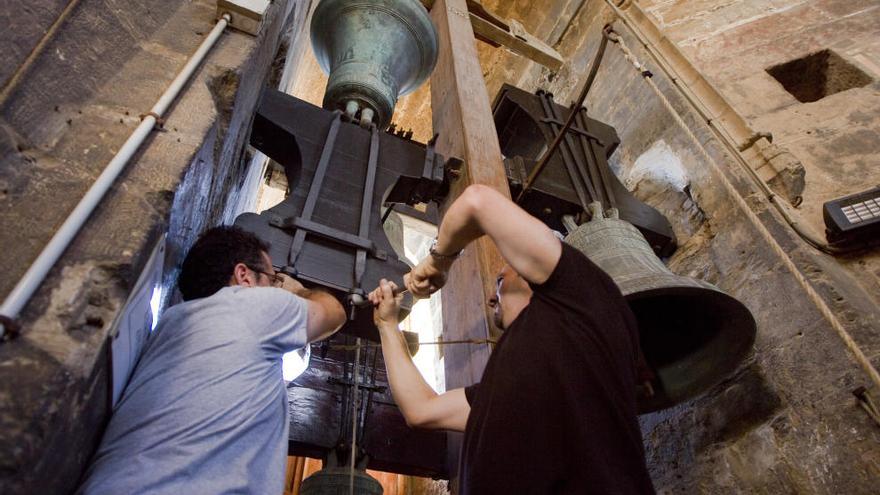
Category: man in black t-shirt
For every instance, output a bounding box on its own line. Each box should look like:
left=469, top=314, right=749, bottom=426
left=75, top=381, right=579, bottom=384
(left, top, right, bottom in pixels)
left=369, top=184, right=655, bottom=494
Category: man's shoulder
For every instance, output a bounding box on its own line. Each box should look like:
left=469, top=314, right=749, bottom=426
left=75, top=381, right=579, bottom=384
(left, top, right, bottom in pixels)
left=534, top=243, right=614, bottom=293
left=216, top=286, right=301, bottom=307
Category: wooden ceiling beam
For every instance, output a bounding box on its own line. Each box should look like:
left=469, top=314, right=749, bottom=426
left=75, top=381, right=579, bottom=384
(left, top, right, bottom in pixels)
left=421, top=0, right=564, bottom=71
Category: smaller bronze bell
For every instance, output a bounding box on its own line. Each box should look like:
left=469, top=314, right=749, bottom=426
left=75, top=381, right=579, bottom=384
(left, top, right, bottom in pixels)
left=300, top=467, right=384, bottom=495
left=310, top=0, right=439, bottom=128
left=565, top=204, right=757, bottom=413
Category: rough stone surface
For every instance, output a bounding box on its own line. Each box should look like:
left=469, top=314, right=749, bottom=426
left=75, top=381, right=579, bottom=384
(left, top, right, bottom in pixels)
left=642, top=0, right=880, bottom=327
left=0, top=0, right=305, bottom=493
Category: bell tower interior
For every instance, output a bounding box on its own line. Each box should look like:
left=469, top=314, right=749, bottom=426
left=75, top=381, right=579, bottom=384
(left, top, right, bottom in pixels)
left=1, top=0, right=879, bottom=493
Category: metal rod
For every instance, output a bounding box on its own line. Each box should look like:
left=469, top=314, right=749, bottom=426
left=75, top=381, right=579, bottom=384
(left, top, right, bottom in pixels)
left=542, top=93, right=599, bottom=207
left=575, top=108, right=617, bottom=207
left=535, top=93, right=592, bottom=210
left=358, top=345, right=381, bottom=442
left=354, top=126, right=380, bottom=288
left=380, top=204, right=395, bottom=225
left=516, top=25, right=611, bottom=203
left=349, top=336, right=361, bottom=495
left=352, top=285, right=408, bottom=307
left=569, top=108, right=607, bottom=206
left=0, top=14, right=231, bottom=339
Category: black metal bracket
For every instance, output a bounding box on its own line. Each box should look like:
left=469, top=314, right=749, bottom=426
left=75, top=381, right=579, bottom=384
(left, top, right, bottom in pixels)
left=328, top=376, right=387, bottom=394
left=269, top=215, right=388, bottom=261
left=538, top=117, right=605, bottom=145
left=491, top=83, right=677, bottom=256
left=235, top=88, right=460, bottom=342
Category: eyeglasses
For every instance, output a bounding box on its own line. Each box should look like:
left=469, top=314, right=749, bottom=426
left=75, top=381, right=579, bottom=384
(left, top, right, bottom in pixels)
left=246, top=265, right=283, bottom=286
left=488, top=275, right=504, bottom=307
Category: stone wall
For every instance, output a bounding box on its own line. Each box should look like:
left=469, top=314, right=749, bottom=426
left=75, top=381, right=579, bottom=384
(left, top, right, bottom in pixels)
left=639, top=0, right=880, bottom=369
left=0, top=0, right=308, bottom=493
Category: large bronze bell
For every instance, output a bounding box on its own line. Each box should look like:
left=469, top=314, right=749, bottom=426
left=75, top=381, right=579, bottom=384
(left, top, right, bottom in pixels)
left=300, top=467, right=384, bottom=495
left=565, top=205, right=757, bottom=413
left=310, top=0, right=439, bottom=129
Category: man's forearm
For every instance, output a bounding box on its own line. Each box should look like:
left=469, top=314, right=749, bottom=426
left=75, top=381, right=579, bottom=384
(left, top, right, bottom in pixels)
left=431, top=186, right=487, bottom=258
left=377, top=322, right=438, bottom=426
left=303, top=288, right=346, bottom=340
left=431, top=184, right=560, bottom=284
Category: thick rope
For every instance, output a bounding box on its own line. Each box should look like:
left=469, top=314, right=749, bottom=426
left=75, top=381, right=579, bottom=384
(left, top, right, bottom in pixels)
left=608, top=31, right=880, bottom=391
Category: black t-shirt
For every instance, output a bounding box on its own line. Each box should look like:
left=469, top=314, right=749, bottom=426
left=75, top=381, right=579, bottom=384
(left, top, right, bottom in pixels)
left=458, top=243, right=655, bottom=494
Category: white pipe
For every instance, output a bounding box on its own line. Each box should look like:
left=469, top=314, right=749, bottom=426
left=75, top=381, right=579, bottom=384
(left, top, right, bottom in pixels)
left=0, top=14, right=231, bottom=339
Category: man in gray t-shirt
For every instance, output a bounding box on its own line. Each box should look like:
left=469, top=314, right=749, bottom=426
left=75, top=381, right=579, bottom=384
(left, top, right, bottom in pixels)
left=77, top=227, right=345, bottom=494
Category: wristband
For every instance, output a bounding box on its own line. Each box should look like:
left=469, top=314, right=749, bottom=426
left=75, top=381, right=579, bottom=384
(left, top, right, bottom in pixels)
left=428, top=238, right=462, bottom=261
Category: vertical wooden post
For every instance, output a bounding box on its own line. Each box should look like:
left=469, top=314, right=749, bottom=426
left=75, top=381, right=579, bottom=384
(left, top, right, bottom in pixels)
left=284, top=456, right=306, bottom=495
left=429, top=0, right=510, bottom=391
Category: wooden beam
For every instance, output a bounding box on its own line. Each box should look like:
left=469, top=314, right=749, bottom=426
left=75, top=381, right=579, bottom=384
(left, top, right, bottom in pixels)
left=420, top=0, right=564, bottom=71
left=469, top=13, right=564, bottom=71
left=429, top=0, right=508, bottom=391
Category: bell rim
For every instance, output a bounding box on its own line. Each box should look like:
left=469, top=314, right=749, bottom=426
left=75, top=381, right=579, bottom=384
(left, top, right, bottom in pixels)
left=629, top=285, right=758, bottom=414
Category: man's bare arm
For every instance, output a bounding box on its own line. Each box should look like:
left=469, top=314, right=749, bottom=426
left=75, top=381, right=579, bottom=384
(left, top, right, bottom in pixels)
left=277, top=274, right=346, bottom=342
left=370, top=280, right=470, bottom=431
left=406, top=184, right=561, bottom=297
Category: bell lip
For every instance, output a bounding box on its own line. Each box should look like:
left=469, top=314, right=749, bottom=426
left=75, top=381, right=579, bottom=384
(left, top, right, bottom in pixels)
left=627, top=285, right=758, bottom=415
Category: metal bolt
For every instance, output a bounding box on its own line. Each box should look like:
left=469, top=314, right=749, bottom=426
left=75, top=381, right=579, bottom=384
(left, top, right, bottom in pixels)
left=345, top=100, right=359, bottom=119
left=359, top=108, right=374, bottom=128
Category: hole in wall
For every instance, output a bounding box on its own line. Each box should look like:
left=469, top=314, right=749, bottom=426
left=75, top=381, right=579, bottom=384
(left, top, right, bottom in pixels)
left=766, top=49, right=872, bottom=103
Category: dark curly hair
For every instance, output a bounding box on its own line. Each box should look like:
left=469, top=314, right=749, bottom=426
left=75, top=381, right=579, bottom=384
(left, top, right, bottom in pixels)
left=177, top=226, right=271, bottom=301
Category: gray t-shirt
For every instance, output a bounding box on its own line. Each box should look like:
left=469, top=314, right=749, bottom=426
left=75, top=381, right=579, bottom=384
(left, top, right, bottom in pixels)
left=77, top=286, right=309, bottom=494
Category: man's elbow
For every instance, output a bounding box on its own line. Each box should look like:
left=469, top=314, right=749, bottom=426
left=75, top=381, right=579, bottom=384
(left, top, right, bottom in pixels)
left=460, top=184, right=493, bottom=212
left=400, top=396, right=450, bottom=430
left=309, top=298, right=346, bottom=342
left=402, top=409, right=433, bottom=429
left=326, top=300, right=346, bottom=331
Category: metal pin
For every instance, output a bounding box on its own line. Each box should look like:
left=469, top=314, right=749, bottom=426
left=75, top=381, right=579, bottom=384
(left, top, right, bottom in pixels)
left=351, top=285, right=408, bottom=307
left=359, top=108, right=374, bottom=128
left=345, top=100, right=359, bottom=119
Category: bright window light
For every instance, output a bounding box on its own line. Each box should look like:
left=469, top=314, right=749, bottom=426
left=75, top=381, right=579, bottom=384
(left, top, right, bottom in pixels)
left=399, top=214, right=445, bottom=393
left=149, top=285, right=163, bottom=331
left=283, top=345, right=311, bottom=382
